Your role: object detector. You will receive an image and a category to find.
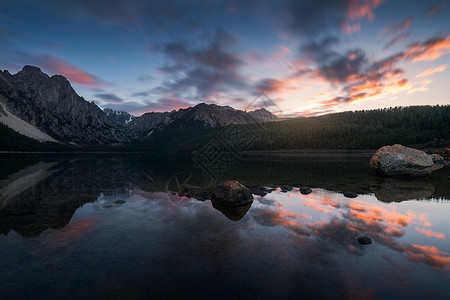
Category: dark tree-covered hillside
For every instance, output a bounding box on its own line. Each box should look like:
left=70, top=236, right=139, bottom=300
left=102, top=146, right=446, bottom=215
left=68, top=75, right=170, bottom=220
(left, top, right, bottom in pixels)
left=138, top=105, right=450, bottom=152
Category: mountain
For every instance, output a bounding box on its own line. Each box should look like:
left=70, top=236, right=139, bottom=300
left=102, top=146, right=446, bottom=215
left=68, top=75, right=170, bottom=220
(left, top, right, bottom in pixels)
left=0, top=66, right=129, bottom=145
left=128, top=103, right=278, bottom=140
left=248, top=108, right=279, bottom=122
left=104, top=108, right=135, bottom=124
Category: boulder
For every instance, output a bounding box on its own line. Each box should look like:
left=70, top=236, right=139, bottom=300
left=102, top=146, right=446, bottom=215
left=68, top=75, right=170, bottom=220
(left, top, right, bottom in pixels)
left=299, top=187, right=312, bottom=195
left=212, top=181, right=253, bottom=207
left=343, top=192, right=358, bottom=198
left=280, top=185, right=293, bottom=192
left=370, top=144, right=443, bottom=177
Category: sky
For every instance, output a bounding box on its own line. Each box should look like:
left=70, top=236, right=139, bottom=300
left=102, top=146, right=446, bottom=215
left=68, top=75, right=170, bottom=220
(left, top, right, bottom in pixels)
left=0, top=0, right=449, bottom=117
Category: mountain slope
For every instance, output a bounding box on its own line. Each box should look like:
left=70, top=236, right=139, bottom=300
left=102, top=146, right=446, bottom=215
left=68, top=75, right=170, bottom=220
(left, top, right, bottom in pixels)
left=104, top=108, right=135, bottom=124
left=0, top=100, right=58, bottom=142
left=0, top=66, right=129, bottom=145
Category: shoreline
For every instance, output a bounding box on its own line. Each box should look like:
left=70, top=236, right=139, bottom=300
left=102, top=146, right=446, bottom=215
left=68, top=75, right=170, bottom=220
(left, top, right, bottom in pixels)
left=241, top=149, right=376, bottom=157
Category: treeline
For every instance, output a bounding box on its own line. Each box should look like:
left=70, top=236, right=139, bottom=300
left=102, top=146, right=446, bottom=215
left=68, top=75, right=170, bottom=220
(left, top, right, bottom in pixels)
left=140, top=105, right=450, bottom=152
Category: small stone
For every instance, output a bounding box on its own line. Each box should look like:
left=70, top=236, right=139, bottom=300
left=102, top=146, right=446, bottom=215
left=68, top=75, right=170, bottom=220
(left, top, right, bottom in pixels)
left=103, top=205, right=113, bottom=208
left=356, top=236, right=374, bottom=245
left=280, top=185, right=293, bottom=192
left=344, top=192, right=358, bottom=198
left=299, top=187, right=312, bottom=195
left=113, top=199, right=126, bottom=204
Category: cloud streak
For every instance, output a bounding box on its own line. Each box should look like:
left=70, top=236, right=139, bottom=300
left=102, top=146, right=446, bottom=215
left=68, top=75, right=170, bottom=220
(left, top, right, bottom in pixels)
left=415, top=64, right=447, bottom=78
left=37, top=55, right=104, bottom=88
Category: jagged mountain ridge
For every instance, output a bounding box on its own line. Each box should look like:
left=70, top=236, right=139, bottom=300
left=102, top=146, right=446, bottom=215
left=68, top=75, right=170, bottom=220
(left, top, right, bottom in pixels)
left=104, top=108, right=135, bottom=125
left=0, top=65, right=279, bottom=146
left=128, top=103, right=278, bottom=139
left=0, top=66, right=129, bottom=144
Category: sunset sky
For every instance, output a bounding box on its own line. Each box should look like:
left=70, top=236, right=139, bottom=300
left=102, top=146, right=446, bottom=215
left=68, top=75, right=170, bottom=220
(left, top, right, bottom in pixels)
left=0, top=0, right=449, bottom=117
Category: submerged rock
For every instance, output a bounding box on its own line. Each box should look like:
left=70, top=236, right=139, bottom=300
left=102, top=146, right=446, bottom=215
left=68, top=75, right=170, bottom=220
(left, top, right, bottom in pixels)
left=113, top=199, right=126, bottom=204
left=370, top=144, right=443, bottom=177
left=280, top=185, right=293, bottom=192
left=212, top=181, right=253, bottom=207
left=356, top=236, right=374, bottom=245
left=343, top=192, right=358, bottom=198
left=299, top=187, right=312, bottom=195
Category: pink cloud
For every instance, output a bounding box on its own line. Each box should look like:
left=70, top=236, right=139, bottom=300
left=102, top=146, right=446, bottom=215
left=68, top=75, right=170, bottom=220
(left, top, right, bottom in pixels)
left=343, top=0, right=384, bottom=33
left=37, top=55, right=104, bottom=88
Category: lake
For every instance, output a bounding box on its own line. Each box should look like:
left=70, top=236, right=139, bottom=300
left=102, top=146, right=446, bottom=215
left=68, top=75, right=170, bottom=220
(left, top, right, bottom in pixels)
left=1, top=153, right=449, bottom=299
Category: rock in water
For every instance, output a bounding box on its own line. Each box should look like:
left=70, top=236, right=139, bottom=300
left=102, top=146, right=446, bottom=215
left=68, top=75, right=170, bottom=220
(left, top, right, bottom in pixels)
left=343, top=192, right=358, bottom=198
left=356, top=236, right=374, bottom=245
left=280, top=185, right=293, bottom=192
left=212, top=181, right=253, bottom=207
left=370, top=144, right=443, bottom=177
left=299, top=187, right=312, bottom=195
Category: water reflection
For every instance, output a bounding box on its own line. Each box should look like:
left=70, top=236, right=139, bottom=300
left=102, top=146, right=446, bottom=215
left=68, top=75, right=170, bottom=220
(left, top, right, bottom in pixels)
left=371, top=178, right=435, bottom=202
left=0, top=155, right=449, bottom=298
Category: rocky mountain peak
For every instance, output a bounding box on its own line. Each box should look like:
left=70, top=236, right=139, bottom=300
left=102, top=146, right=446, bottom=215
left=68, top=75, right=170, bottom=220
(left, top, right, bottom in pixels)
left=20, top=65, right=44, bottom=74
left=0, top=66, right=130, bottom=144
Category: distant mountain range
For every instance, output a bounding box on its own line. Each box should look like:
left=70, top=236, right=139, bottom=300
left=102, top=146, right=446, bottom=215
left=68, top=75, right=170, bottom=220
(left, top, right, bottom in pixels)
left=0, top=66, right=278, bottom=146
left=104, top=108, right=135, bottom=125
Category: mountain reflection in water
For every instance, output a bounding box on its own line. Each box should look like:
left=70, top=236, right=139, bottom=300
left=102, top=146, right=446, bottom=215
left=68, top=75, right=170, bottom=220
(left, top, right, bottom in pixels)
left=0, top=154, right=449, bottom=299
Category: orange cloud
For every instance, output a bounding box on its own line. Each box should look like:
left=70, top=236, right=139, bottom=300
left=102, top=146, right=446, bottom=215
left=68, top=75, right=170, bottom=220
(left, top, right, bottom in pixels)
left=403, top=244, right=450, bottom=267
left=38, top=55, right=104, bottom=88
left=404, top=36, right=450, bottom=61
left=256, top=77, right=300, bottom=94
left=415, top=64, right=447, bottom=78
left=416, top=227, right=446, bottom=240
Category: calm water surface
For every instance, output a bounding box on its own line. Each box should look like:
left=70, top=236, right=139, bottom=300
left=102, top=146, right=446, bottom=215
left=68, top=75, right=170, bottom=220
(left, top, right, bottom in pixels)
left=0, top=154, right=449, bottom=299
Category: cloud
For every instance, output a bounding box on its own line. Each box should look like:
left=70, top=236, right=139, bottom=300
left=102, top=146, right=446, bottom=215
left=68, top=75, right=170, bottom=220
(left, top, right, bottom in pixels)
left=152, top=28, right=249, bottom=101
left=286, top=0, right=383, bottom=36
left=255, top=78, right=299, bottom=94
left=415, top=227, right=446, bottom=240
left=131, top=91, right=150, bottom=98
left=37, top=55, right=104, bottom=88
left=379, top=18, right=412, bottom=49
left=94, top=93, right=124, bottom=104
left=415, top=64, right=447, bottom=78
left=138, top=98, right=192, bottom=114
left=425, top=1, right=448, bottom=17
left=295, top=34, right=450, bottom=112
left=137, top=74, right=154, bottom=83
left=403, top=36, right=450, bottom=62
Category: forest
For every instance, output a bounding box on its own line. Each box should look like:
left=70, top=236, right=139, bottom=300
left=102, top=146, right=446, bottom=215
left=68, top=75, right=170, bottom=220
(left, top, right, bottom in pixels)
left=140, top=105, right=450, bottom=152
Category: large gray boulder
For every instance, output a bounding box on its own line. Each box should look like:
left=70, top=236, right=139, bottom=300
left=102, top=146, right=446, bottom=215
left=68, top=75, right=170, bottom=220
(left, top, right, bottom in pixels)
left=370, top=144, right=443, bottom=177
left=211, top=181, right=253, bottom=207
